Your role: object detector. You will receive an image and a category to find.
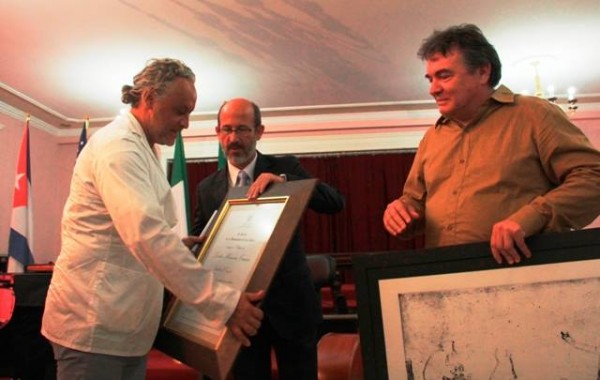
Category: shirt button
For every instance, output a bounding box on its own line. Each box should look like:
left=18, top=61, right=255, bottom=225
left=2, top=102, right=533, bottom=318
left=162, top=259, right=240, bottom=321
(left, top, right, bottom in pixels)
left=447, top=225, right=453, bottom=231
left=459, top=159, right=465, bottom=164
left=452, top=190, right=458, bottom=195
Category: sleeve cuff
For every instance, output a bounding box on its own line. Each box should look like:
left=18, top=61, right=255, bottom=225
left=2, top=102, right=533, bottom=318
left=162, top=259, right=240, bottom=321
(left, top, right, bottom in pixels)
left=507, top=200, right=551, bottom=236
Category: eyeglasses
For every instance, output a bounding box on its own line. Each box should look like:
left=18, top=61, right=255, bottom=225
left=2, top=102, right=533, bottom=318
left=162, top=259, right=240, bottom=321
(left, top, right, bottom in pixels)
left=218, top=126, right=254, bottom=136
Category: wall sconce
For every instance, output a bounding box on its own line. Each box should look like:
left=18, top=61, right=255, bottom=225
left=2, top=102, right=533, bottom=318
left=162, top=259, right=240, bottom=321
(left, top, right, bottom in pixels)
left=528, top=60, right=578, bottom=116
left=566, top=86, right=578, bottom=113
left=546, top=85, right=578, bottom=115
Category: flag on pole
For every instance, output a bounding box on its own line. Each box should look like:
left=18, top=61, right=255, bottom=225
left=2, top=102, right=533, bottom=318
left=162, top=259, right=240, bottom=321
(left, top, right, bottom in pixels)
left=8, top=117, right=34, bottom=273
left=217, top=144, right=226, bottom=170
left=77, top=118, right=89, bottom=157
left=170, top=132, right=190, bottom=238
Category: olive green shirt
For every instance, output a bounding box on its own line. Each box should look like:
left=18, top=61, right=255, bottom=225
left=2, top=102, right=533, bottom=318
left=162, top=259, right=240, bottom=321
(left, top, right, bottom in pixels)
left=401, top=85, right=600, bottom=248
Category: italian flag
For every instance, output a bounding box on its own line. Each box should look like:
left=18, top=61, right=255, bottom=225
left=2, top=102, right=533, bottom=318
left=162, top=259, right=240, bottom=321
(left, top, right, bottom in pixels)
left=170, top=132, right=190, bottom=238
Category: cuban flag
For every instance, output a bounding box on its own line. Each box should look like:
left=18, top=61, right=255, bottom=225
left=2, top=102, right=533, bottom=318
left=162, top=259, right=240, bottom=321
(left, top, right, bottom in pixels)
left=7, top=118, right=34, bottom=273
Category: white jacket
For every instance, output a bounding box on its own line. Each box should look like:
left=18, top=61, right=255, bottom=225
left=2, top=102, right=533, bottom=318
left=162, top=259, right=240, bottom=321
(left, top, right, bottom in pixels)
left=42, top=113, right=239, bottom=356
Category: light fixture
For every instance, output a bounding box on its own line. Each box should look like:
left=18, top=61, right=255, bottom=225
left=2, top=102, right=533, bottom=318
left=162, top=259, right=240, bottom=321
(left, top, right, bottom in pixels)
left=545, top=84, right=578, bottom=115
left=517, top=57, right=578, bottom=116
left=566, top=86, right=578, bottom=113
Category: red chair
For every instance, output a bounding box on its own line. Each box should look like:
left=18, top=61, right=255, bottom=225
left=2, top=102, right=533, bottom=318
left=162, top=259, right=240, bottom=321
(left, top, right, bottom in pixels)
left=145, top=348, right=199, bottom=380
left=0, top=275, right=15, bottom=330
left=317, top=333, right=363, bottom=380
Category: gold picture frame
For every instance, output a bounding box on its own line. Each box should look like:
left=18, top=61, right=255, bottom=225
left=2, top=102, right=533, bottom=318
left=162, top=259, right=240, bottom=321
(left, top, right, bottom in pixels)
left=155, top=179, right=317, bottom=380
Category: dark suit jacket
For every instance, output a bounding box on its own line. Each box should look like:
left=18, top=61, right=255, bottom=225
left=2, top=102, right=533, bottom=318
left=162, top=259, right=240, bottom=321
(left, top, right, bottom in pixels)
left=192, top=152, right=344, bottom=338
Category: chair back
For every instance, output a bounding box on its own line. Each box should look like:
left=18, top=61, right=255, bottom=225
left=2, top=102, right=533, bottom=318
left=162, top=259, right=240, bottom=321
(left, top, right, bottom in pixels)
left=306, top=254, right=337, bottom=290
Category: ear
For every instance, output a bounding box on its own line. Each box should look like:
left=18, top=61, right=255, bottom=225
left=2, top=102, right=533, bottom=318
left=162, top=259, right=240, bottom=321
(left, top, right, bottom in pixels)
left=142, top=89, right=155, bottom=109
left=255, top=124, right=265, bottom=140
left=478, top=63, right=491, bottom=85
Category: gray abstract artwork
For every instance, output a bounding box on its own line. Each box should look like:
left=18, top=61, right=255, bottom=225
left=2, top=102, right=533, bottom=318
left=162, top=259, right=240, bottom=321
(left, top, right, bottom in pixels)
left=398, top=277, right=600, bottom=379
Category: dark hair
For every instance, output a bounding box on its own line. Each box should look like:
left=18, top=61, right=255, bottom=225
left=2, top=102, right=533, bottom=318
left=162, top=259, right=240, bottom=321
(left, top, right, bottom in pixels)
left=217, top=100, right=262, bottom=127
left=417, top=24, right=501, bottom=87
left=121, top=58, right=195, bottom=107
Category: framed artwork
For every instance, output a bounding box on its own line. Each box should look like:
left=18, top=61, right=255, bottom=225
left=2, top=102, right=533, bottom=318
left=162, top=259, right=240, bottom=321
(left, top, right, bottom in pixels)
left=163, top=197, right=287, bottom=345
left=352, top=228, right=600, bottom=380
left=155, top=179, right=317, bottom=380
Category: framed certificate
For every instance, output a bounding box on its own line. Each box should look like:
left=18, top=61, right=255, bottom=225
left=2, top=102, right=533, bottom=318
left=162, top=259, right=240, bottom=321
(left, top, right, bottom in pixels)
left=155, top=179, right=317, bottom=380
left=352, top=228, right=600, bottom=380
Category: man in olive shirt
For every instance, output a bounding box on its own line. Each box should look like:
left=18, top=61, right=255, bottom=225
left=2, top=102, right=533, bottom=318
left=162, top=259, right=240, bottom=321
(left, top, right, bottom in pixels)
left=383, top=24, right=600, bottom=265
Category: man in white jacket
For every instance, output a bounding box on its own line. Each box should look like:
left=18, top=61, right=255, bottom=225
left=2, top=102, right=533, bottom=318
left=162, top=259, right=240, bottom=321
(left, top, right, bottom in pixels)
left=42, top=58, right=264, bottom=380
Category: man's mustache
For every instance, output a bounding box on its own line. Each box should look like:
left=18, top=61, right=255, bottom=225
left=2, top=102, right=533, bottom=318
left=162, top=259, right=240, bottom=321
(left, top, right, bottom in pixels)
left=226, top=143, right=244, bottom=151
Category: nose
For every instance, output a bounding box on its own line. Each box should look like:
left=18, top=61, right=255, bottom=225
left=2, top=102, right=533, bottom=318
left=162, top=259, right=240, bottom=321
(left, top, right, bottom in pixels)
left=429, top=79, right=442, bottom=97
left=228, top=131, right=242, bottom=143
left=181, top=116, right=190, bottom=129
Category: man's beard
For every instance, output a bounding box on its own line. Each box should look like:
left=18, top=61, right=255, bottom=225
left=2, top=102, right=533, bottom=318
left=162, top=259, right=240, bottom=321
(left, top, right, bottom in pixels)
left=226, top=142, right=255, bottom=167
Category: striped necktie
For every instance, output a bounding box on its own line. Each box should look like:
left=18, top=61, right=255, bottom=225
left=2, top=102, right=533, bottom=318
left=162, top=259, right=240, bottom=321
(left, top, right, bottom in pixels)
left=236, top=171, right=250, bottom=187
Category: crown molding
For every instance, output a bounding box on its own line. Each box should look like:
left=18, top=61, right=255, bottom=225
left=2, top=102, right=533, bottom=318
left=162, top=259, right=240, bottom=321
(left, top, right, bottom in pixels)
left=2, top=80, right=600, bottom=140
left=0, top=99, right=62, bottom=135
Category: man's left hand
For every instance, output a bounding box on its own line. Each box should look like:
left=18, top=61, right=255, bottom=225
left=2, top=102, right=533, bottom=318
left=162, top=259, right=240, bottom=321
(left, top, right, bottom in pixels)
left=246, top=173, right=285, bottom=200
left=490, top=220, right=532, bottom=265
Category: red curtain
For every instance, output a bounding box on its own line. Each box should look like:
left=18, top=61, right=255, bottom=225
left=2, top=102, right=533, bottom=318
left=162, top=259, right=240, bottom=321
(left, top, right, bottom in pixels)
left=185, top=151, right=423, bottom=256
left=297, top=152, right=423, bottom=254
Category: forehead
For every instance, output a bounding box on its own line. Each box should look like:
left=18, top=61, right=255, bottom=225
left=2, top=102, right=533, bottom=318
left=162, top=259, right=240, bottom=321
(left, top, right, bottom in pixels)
left=425, top=49, right=465, bottom=74
left=220, top=102, right=254, bottom=126
left=159, top=78, right=197, bottom=108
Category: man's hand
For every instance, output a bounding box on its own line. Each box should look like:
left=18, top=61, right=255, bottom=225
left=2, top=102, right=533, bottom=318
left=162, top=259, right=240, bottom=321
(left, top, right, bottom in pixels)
left=383, top=199, right=420, bottom=236
left=227, top=290, right=265, bottom=347
left=182, top=235, right=205, bottom=250
left=490, top=220, right=532, bottom=265
left=246, top=173, right=285, bottom=200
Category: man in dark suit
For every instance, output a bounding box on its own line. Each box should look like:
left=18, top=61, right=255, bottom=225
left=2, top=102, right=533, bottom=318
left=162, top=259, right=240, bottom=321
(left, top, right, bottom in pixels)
left=192, top=98, right=345, bottom=380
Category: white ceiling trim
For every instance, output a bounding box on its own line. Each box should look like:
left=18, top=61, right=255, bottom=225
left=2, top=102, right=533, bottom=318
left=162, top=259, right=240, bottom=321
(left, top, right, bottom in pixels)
left=0, top=100, right=60, bottom=135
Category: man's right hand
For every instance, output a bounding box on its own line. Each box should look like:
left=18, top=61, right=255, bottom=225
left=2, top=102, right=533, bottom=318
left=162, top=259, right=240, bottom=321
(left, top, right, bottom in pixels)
left=383, top=198, right=420, bottom=236
left=226, top=290, right=265, bottom=347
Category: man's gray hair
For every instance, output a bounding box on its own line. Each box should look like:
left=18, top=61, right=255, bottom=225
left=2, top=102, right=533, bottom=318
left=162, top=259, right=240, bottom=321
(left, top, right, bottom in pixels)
left=121, top=58, right=195, bottom=107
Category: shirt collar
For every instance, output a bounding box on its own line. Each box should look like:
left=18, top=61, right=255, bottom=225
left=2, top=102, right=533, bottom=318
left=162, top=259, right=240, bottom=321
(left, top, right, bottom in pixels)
left=126, top=112, right=160, bottom=158
left=491, top=84, right=516, bottom=104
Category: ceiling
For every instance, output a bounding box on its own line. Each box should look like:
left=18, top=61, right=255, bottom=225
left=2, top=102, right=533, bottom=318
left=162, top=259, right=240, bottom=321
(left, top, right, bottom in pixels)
left=1, top=0, right=599, bottom=129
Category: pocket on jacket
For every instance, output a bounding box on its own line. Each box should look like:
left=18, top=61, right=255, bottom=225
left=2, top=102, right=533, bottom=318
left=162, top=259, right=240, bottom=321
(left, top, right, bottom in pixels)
left=94, top=263, right=161, bottom=334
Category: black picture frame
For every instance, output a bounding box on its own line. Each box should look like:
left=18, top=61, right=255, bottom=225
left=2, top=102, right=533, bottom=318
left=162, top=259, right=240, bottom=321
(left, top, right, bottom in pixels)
left=352, top=228, right=600, bottom=379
